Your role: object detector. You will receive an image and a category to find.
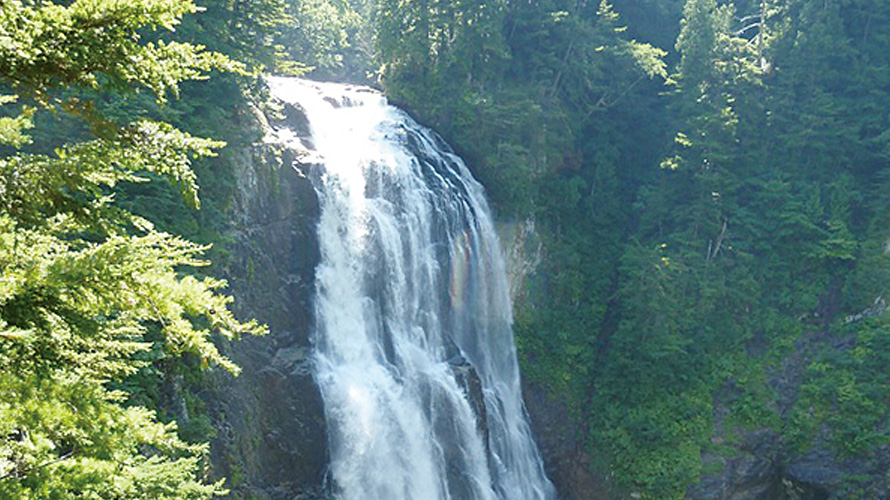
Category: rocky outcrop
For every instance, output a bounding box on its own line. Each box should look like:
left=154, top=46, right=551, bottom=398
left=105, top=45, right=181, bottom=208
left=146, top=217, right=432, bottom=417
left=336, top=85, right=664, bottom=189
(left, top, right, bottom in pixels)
left=523, top=381, right=614, bottom=500
left=685, top=428, right=890, bottom=500
left=686, top=429, right=782, bottom=500
left=684, top=340, right=890, bottom=500
left=203, top=100, right=328, bottom=499
left=497, top=217, right=543, bottom=307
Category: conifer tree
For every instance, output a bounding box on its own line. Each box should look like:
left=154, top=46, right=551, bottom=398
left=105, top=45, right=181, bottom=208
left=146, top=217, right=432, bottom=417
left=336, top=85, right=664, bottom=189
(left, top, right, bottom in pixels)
left=0, top=1, right=265, bottom=497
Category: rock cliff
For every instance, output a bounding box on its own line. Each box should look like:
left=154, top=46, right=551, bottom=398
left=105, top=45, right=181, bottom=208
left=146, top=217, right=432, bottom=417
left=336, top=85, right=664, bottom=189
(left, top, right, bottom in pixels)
left=202, top=99, right=329, bottom=499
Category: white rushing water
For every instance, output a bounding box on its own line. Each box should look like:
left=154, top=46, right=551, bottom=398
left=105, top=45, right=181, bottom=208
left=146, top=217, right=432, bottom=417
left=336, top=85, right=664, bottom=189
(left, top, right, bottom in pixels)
left=267, top=77, right=555, bottom=500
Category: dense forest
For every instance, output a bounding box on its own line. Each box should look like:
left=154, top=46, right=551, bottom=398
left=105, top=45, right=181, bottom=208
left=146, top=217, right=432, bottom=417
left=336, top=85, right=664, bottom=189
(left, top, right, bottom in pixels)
left=3, top=0, right=890, bottom=499
left=366, top=0, right=890, bottom=497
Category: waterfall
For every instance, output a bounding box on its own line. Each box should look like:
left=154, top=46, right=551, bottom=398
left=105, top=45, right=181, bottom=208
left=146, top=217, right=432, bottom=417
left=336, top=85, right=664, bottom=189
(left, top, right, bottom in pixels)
left=267, top=77, right=556, bottom=500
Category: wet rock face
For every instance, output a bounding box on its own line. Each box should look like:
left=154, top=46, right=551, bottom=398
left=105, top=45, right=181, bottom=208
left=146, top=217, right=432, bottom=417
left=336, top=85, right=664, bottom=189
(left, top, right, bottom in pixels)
left=451, top=360, right=489, bottom=450
left=204, top=101, right=329, bottom=499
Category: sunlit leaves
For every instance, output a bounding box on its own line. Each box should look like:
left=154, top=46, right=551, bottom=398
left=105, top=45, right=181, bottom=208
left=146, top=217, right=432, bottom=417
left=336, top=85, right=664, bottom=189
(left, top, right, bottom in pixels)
left=0, top=1, right=264, bottom=497
left=0, top=0, right=243, bottom=104
left=0, top=96, right=34, bottom=147
left=0, top=375, right=227, bottom=499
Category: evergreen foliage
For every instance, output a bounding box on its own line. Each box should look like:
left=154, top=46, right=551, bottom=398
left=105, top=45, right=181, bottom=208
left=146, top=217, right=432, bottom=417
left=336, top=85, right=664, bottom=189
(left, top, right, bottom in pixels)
left=0, top=1, right=266, bottom=497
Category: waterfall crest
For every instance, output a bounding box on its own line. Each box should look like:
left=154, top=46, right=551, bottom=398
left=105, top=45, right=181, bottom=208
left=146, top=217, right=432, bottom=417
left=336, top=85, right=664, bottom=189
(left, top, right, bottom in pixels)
left=268, top=77, right=555, bottom=500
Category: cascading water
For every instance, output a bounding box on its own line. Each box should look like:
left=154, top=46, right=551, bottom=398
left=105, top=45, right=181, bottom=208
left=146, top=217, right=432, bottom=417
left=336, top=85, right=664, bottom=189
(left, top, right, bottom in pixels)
left=267, top=77, right=556, bottom=500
